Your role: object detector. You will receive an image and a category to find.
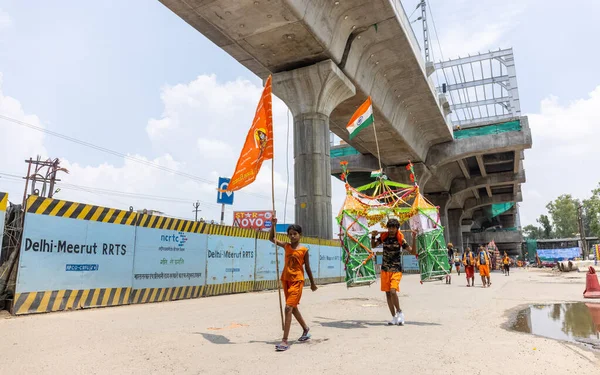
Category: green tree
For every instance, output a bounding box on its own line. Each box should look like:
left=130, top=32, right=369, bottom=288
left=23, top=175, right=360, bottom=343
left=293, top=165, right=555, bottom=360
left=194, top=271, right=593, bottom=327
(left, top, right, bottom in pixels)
left=583, top=183, right=600, bottom=238
left=546, top=195, right=580, bottom=238
left=523, top=224, right=543, bottom=239
left=537, top=214, right=553, bottom=239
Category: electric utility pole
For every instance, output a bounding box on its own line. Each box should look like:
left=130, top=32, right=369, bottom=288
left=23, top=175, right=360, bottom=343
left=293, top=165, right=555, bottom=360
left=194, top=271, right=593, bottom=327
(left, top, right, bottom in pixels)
left=192, top=201, right=201, bottom=222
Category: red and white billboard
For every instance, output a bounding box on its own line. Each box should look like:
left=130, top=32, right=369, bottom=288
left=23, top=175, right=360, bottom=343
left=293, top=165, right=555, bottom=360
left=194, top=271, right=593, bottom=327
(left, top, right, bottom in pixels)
left=233, top=211, right=274, bottom=231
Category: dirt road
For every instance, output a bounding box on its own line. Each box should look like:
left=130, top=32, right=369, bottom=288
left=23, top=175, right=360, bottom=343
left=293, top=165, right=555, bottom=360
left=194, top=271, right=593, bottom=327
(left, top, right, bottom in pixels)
left=1, top=268, right=599, bottom=374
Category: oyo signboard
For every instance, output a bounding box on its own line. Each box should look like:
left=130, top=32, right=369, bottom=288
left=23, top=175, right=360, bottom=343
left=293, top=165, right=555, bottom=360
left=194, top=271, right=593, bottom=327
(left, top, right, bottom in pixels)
left=233, top=211, right=274, bottom=231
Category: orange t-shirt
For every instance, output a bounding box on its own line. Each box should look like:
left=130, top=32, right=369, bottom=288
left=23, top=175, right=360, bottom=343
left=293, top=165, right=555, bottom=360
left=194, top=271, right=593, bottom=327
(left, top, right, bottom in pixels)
left=281, top=244, right=308, bottom=281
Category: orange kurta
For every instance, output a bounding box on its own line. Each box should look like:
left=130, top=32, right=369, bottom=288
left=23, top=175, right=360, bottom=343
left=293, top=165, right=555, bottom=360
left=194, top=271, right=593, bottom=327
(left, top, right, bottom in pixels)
left=281, top=244, right=308, bottom=307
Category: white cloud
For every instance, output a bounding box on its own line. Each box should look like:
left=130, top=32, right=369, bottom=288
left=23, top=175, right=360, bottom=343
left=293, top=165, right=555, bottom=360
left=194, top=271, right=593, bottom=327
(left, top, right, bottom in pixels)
left=146, top=117, right=173, bottom=140
left=0, top=73, right=309, bottom=227
left=197, top=137, right=233, bottom=158
left=404, top=0, right=531, bottom=59
left=0, top=72, right=48, bottom=183
left=520, top=86, right=600, bottom=225
left=0, top=9, right=12, bottom=30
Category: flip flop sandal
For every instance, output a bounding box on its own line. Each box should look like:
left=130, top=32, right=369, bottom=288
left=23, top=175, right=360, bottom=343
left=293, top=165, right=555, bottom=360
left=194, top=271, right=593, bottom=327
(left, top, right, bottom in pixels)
left=275, top=344, right=290, bottom=351
left=298, top=333, right=311, bottom=342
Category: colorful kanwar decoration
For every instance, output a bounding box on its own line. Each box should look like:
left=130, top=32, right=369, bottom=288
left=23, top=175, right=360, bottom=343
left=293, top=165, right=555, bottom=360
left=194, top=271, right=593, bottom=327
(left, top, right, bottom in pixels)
left=224, top=76, right=273, bottom=192
left=337, top=161, right=450, bottom=287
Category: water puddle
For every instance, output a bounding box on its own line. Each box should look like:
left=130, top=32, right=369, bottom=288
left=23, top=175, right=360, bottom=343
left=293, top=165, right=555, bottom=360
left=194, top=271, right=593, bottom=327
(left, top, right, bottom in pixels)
left=511, top=302, right=600, bottom=349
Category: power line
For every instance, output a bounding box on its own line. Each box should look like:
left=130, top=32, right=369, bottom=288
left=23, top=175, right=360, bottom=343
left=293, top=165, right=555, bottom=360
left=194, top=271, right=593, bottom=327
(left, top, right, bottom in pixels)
left=407, top=2, right=420, bottom=21
left=0, top=113, right=293, bottom=206
left=0, top=172, right=219, bottom=207
left=0, top=173, right=129, bottom=207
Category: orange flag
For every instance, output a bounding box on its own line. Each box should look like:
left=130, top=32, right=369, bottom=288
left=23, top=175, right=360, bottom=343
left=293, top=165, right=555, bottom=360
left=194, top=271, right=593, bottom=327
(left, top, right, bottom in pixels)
left=224, top=75, right=273, bottom=192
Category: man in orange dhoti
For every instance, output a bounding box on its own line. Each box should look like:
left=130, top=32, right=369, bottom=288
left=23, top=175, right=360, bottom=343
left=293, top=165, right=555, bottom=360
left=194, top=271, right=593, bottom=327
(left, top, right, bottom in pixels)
left=477, top=245, right=491, bottom=288
left=463, top=247, right=476, bottom=287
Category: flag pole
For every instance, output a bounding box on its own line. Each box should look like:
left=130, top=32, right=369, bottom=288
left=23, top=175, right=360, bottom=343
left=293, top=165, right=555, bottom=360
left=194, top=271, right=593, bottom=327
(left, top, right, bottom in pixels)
left=272, top=142, right=284, bottom=331
left=372, top=119, right=383, bottom=172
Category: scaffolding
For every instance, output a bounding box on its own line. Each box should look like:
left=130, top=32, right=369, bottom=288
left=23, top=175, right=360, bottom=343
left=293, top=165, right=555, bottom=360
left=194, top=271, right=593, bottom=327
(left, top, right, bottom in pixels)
left=434, top=49, right=521, bottom=129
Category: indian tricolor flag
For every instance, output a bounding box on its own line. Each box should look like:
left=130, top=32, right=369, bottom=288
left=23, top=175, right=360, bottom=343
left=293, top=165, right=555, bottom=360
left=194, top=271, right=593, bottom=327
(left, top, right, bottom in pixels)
left=346, top=96, right=374, bottom=139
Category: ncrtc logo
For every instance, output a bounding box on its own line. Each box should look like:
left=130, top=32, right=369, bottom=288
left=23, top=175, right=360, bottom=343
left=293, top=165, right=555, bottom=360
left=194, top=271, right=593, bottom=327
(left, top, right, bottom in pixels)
left=160, top=231, right=188, bottom=246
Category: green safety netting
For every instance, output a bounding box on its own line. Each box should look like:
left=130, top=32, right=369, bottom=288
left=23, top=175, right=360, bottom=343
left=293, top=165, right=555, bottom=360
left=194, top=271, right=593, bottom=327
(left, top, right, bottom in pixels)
left=416, top=228, right=450, bottom=282
left=526, top=239, right=537, bottom=263
left=453, top=120, right=521, bottom=139
left=491, top=202, right=514, bottom=218
left=338, top=208, right=377, bottom=287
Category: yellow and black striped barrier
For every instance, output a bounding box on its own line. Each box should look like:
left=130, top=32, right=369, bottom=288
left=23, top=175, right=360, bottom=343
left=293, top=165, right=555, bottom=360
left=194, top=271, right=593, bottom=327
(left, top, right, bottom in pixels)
left=203, top=281, right=255, bottom=296
left=0, top=192, right=7, bottom=211
left=136, top=214, right=208, bottom=233
left=13, top=195, right=345, bottom=315
left=253, top=279, right=280, bottom=291
left=136, top=214, right=257, bottom=238
left=130, top=285, right=204, bottom=304
left=321, top=238, right=341, bottom=247
left=26, top=195, right=137, bottom=225
left=12, top=287, right=131, bottom=315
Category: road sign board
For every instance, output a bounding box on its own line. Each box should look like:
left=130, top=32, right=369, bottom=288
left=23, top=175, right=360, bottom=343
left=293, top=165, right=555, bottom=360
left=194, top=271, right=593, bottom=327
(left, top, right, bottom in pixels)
left=217, top=177, right=234, bottom=205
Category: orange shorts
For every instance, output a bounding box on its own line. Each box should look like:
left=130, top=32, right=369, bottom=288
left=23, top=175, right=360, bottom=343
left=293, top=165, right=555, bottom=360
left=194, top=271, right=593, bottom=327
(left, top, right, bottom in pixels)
left=282, top=280, right=304, bottom=307
left=479, top=264, right=490, bottom=277
left=381, top=271, right=402, bottom=292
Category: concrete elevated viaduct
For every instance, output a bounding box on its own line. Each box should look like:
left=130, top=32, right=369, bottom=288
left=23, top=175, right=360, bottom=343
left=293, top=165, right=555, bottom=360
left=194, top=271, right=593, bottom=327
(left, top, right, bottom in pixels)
left=161, top=0, right=532, bottom=252
left=332, top=117, right=531, bottom=254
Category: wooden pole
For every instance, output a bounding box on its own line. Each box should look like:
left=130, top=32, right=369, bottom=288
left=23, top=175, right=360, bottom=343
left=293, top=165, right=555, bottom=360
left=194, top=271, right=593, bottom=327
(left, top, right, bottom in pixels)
left=272, top=158, right=284, bottom=330
left=371, top=119, right=383, bottom=172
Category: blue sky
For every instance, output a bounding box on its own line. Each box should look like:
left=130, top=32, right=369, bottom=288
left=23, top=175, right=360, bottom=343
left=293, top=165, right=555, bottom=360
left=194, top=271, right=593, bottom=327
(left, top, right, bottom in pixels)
left=0, top=0, right=256, bottom=165
left=1, top=0, right=599, bottom=230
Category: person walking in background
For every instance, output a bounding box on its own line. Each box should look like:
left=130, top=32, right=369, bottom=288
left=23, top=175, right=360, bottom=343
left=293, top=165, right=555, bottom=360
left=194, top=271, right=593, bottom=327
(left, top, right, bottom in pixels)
left=447, top=243, right=454, bottom=274
left=503, top=252, right=511, bottom=276
left=463, top=247, right=476, bottom=287
left=477, top=245, right=492, bottom=288
left=454, top=251, right=462, bottom=276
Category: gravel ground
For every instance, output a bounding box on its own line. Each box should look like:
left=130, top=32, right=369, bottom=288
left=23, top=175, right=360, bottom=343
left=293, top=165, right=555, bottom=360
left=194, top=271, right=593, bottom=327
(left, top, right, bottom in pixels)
left=1, top=268, right=599, bottom=374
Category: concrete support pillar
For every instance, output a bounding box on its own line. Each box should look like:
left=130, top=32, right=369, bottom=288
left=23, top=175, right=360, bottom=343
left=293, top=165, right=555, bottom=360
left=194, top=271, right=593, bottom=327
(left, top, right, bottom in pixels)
left=448, top=209, right=464, bottom=251
left=425, top=193, right=450, bottom=241
left=500, top=214, right=516, bottom=229
left=272, top=60, right=355, bottom=239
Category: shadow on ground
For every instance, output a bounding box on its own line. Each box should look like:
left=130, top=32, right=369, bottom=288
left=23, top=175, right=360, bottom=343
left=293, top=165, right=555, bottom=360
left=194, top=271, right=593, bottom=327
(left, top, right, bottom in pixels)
left=313, top=317, right=440, bottom=329
left=404, top=321, right=441, bottom=326
left=196, top=332, right=328, bottom=347
left=193, top=333, right=232, bottom=344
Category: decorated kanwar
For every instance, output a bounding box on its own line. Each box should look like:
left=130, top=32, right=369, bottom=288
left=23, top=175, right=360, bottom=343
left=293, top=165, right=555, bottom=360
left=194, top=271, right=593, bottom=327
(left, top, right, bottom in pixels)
left=337, top=97, right=451, bottom=325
